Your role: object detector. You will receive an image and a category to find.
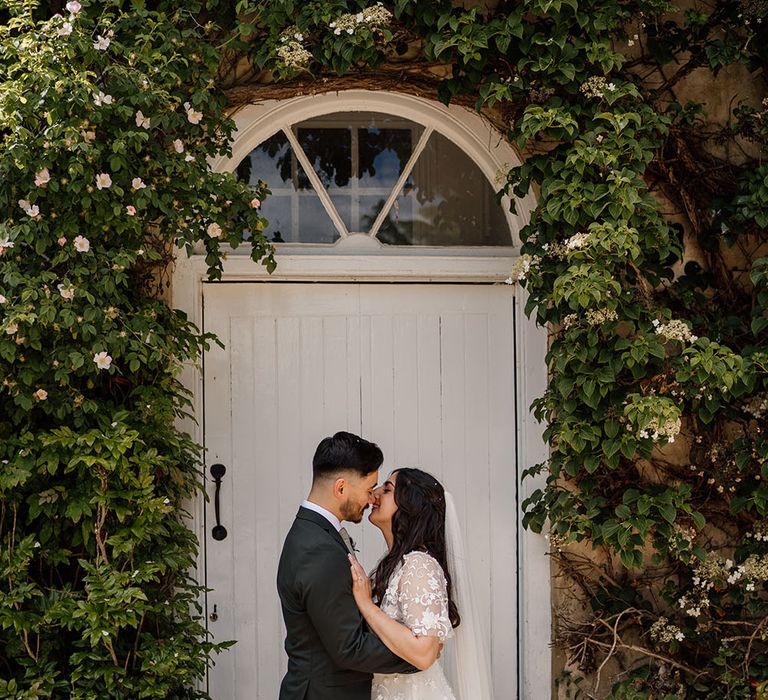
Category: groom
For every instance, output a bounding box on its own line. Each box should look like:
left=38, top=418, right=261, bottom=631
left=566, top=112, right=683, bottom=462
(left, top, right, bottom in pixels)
left=277, top=431, right=415, bottom=699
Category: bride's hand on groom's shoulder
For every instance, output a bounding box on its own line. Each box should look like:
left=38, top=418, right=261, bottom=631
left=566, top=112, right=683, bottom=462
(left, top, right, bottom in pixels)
left=348, top=554, right=375, bottom=615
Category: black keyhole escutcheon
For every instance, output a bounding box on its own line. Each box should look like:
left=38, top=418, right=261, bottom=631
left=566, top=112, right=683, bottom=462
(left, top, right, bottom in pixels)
left=210, top=463, right=228, bottom=541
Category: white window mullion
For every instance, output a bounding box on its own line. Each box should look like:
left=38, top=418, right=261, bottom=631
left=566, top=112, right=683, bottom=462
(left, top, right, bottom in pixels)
left=368, top=127, right=433, bottom=240
left=351, top=127, right=360, bottom=233
left=284, top=128, right=349, bottom=239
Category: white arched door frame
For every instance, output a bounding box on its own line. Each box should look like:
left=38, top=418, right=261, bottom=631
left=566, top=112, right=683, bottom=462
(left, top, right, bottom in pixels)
left=174, top=90, right=550, bottom=699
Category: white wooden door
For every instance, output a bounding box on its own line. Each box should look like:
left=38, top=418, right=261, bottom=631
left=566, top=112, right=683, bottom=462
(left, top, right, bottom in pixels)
left=202, top=283, right=517, bottom=699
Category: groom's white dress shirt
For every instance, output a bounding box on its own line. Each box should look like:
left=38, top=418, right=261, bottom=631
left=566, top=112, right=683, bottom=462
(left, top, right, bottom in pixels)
left=301, top=500, right=342, bottom=532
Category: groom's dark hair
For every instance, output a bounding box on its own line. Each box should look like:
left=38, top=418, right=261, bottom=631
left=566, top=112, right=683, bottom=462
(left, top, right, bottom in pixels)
left=312, top=431, right=383, bottom=481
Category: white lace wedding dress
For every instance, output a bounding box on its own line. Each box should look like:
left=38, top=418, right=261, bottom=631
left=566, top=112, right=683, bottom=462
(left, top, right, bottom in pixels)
left=371, top=551, right=457, bottom=700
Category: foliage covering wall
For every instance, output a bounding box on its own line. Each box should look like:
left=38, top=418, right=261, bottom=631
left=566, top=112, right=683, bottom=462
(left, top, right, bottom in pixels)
left=0, top=0, right=766, bottom=697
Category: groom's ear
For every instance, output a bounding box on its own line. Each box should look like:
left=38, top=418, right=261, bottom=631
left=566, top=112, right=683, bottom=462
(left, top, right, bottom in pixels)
left=332, top=476, right=346, bottom=499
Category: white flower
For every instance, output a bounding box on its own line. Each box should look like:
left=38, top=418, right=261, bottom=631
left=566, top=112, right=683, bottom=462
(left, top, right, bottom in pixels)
left=565, top=232, right=591, bottom=250
left=0, top=295, right=6, bottom=303
left=18, top=199, right=40, bottom=218
left=34, top=541, right=41, bottom=548
left=93, top=35, right=111, bottom=50
left=34, top=168, right=51, bottom=186
left=207, top=222, right=222, bottom=238
left=0, top=238, right=15, bottom=253
left=93, top=91, right=113, bottom=106
left=95, top=172, right=112, bottom=189
left=186, top=105, right=203, bottom=125
left=34, top=388, right=48, bottom=401
left=57, top=21, right=73, bottom=37
left=135, top=110, right=150, bottom=129
left=173, top=139, right=185, bottom=153
left=57, top=284, right=75, bottom=300
left=250, top=197, right=261, bottom=208
left=66, top=1, right=81, bottom=13
left=93, top=351, right=113, bottom=370
left=163, top=498, right=170, bottom=505
left=131, top=177, right=146, bottom=191
left=5, top=323, right=18, bottom=335
left=73, top=235, right=90, bottom=252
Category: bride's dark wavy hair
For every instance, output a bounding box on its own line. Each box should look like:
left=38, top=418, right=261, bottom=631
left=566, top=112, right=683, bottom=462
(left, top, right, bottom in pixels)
left=371, top=468, right=460, bottom=628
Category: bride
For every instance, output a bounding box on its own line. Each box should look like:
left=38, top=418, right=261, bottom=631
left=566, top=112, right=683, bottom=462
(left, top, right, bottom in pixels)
left=347, top=468, right=492, bottom=700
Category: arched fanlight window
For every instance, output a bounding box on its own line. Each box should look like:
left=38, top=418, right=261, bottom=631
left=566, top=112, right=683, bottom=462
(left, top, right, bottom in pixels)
left=235, top=111, right=511, bottom=246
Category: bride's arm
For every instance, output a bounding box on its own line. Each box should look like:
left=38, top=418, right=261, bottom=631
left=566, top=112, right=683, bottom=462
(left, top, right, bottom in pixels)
left=349, top=555, right=441, bottom=670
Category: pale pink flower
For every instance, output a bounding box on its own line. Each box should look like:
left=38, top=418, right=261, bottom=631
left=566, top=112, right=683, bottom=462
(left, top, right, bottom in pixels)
left=82, top=130, right=96, bottom=141
left=173, top=139, right=185, bottom=153
left=93, top=91, right=112, bottom=106
left=250, top=197, right=261, bottom=208
left=57, top=284, right=75, bottom=300
left=135, top=111, right=150, bottom=129
left=207, top=222, right=222, bottom=238
left=34, top=168, right=51, bottom=187
left=5, top=323, right=18, bottom=335
left=131, top=177, right=146, bottom=191
left=95, top=173, right=112, bottom=189
left=18, top=199, right=40, bottom=218
left=66, top=1, right=81, bottom=13
left=73, top=235, right=90, bottom=252
left=57, top=237, right=67, bottom=246
left=126, top=206, right=137, bottom=216
left=57, top=21, right=73, bottom=37
left=184, top=102, right=203, bottom=124
left=34, top=389, right=48, bottom=401
left=184, top=154, right=195, bottom=162
left=93, top=351, right=113, bottom=370
left=0, top=295, right=6, bottom=304
left=93, top=35, right=110, bottom=50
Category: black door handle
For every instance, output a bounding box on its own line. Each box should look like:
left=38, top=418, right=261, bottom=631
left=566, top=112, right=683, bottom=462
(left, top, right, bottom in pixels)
left=210, top=463, right=228, bottom=541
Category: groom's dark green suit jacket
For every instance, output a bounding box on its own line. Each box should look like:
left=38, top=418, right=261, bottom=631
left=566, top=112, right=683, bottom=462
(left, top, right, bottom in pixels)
left=277, top=507, right=415, bottom=700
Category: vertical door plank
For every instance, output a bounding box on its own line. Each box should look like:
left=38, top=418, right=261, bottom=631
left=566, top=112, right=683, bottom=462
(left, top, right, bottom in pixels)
left=251, top=316, right=282, bottom=697
left=488, top=290, right=518, bottom=695
left=463, top=309, right=493, bottom=649
left=230, top=316, right=258, bottom=693
left=202, top=290, right=235, bottom=698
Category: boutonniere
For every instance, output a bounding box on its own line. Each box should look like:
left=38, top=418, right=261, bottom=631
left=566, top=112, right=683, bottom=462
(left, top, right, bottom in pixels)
left=339, top=527, right=358, bottom=555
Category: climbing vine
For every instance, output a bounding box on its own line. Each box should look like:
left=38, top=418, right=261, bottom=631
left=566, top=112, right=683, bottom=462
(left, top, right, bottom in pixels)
left=0, top=0, right=766, bottom=697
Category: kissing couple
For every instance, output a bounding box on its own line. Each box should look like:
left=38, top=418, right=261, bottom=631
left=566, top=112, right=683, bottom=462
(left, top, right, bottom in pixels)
left=277, top=431, right=492, bottom=700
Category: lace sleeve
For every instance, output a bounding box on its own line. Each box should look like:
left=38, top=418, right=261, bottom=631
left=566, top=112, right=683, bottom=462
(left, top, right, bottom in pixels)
left=397, top=552, right=453, bottom=639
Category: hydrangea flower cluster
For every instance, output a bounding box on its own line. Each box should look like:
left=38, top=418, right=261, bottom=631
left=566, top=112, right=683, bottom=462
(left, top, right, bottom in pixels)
left=650, top=616, right=685, bottom=643
left=505, top=253, right=540, bottom=283
left=277, top=27, right=312, bottom=69
left=564, top=232, right=592, bottom=250
left=626, top=395, right=682, bottom=443
left=585, top=307, right=618, bottom=325
left=579, top=76, right=616, bottom=99
left=329, top=3, right=393, bottom=35
left=743, top=391, right=768, bottom=419
left=652, top=318, right=698, bottom=343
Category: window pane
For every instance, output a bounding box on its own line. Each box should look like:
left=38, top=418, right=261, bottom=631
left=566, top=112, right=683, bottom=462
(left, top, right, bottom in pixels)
left=298, top=197, right=341, bottom=244
left=296, top=127, right=352, bottom=189
left=236, top=130, right=340, bottom=244
left=378, top=132, right=510, bottom=246
left=236, top=131, right=293, bottom=187
left=358, top=127, right=412, bottom=188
